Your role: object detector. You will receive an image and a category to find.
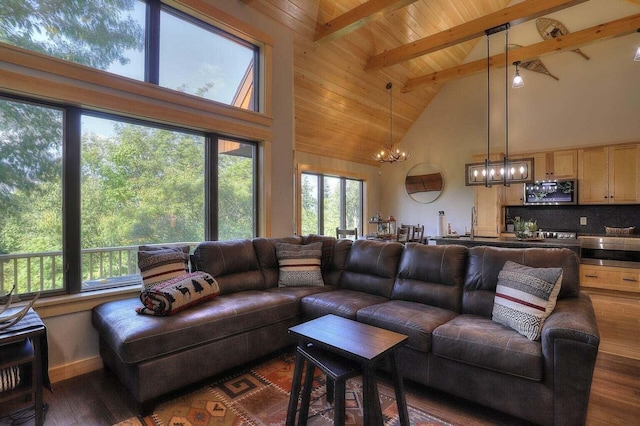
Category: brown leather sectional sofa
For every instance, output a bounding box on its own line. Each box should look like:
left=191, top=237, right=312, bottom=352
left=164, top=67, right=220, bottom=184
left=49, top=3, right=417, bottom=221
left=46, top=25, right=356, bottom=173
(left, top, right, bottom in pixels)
left=92, top=235, right=600, bottom=425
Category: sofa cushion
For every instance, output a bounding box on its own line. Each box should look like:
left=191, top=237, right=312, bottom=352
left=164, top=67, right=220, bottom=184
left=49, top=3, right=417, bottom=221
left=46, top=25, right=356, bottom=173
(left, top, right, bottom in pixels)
left=392, top=243, right=467, bottom=312
left=300, top=289, right=388, bottom=320
left=136, top=272, right=220, bottom=316
left=341, top=240, right=403, bottom=298
left=192, top=239, right=264, bottom=295
left=92, top=291, right=298, bottom=365
left=357, top=300, right=458, bottom=353
left=276, top=242, right=324, bottom=287
left=253, top=237, right=303, bottom=288
left=492, top=261, right=563, bottom=341
left=138, top=248, right=189, bottom=290
left=463, top=246, right=580, bottom=318
left=432, top=314, right=543, bottom=381
left=302, top=234, right=337, bottom=272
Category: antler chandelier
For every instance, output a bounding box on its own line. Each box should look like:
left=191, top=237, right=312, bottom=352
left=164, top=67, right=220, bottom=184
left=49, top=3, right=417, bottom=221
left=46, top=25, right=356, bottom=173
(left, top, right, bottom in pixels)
left=374, top=83, right=409, bottom=164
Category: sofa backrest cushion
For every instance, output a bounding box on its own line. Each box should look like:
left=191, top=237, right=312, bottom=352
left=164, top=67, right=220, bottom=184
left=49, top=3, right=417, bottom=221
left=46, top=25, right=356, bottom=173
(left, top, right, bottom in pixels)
left=323, top=239, right=352, bottom=286
left=192, top=239, right=264, bottom=295
left=303, top=234, right=351, bottom=286
left=253, top=237, right=302, bottom=288
left=302, top=234, right=337, bottom=272
left=391, top=243, right=467, bottom=312
left=463, top=246, right=580, bottom=317
left=341, top=240, right=403, bottom=298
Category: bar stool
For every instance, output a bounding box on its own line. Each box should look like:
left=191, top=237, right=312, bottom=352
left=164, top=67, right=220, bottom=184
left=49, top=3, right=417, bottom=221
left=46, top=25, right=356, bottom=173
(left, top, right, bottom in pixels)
left=294, top=344, right=360, bottom=425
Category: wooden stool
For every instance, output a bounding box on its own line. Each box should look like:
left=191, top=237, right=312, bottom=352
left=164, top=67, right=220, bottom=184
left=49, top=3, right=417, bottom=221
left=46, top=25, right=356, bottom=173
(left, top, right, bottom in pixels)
left=295, top=344, right=360, bottom=426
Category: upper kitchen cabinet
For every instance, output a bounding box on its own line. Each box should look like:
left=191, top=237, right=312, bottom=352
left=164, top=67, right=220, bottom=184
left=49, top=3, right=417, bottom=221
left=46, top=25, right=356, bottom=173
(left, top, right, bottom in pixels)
left=578, top=144, right=640, bottom=204
left=533, top=150, right=577, bottom=180
left=503, top=154, right=529, bottom=206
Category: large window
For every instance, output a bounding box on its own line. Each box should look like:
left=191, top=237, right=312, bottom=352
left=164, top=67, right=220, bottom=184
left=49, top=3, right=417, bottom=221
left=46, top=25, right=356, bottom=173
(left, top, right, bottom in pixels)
left=0, top=98, right=64, bottom=295
left=301, top=173, right=363, bottom=237
left=0, top=0, right=258, bottom=110
left=159, top=8, right=256, bottom=108
left=0, top=96, right=258, bottom=297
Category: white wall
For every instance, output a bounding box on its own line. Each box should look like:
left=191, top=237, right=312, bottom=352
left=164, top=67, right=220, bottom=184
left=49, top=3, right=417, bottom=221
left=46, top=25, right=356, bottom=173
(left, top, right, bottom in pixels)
left=381, top=0, right=640, bottom=237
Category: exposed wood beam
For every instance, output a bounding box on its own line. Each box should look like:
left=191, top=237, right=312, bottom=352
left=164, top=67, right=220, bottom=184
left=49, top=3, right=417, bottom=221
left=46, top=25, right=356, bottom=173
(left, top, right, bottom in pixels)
left=314, top=0, right=420, bottom=43
left=402, top=13, right=640, bottom=92
left=365, top=0, right=589, bottom=71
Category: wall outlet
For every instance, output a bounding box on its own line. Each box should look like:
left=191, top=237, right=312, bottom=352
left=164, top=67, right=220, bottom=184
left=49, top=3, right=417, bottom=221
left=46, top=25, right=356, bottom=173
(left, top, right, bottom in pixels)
left=580, top=217, right=587, bottom=226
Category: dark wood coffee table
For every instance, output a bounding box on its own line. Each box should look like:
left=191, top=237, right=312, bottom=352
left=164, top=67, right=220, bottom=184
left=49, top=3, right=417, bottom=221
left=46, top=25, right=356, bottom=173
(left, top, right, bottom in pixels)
left=286, top=314, right=409, bottom=426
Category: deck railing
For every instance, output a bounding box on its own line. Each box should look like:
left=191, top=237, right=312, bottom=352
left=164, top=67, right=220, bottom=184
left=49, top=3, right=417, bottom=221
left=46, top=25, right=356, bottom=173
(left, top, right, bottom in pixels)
left=0, top=243, right=195, bottom=295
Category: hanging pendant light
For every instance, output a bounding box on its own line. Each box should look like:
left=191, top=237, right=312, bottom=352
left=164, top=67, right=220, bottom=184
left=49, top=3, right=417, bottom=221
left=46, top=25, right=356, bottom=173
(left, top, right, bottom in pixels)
left=512, top=61, right=525, bottom=88
left=373, top=82, right=409, bottom=164
left=634, top=29, right=640, bottom=61
left=464, top=24, right=533, bottom=186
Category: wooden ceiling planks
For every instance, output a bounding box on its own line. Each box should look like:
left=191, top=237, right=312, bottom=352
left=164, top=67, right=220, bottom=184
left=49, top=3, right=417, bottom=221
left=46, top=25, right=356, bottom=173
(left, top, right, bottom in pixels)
left=365, top=0, right=588, bottom=71
left=247, top=0, right=628, bottom=165
left=403, top=12, right=640, bottom=92
left=314, top=0, right=421, bottom=43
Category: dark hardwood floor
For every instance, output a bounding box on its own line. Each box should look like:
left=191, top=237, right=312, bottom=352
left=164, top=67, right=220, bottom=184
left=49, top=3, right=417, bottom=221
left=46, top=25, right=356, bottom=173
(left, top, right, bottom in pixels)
left=1, top=351, right=638, bottom=425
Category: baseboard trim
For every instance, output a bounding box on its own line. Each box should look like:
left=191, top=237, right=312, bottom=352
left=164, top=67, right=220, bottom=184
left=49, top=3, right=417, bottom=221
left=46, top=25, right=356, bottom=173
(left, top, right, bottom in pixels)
left=49, top=356, right=104, bottom=384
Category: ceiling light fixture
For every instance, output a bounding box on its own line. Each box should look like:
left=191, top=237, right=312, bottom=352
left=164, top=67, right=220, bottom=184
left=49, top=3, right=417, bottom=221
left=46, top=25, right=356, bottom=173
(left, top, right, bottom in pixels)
left=374, top=82, right=409, bottom=164
left=464, top=24, right=534, bottom=186
left=635, top=29, right=640, bottom=61
left=512, top=61, right=525, bottom=88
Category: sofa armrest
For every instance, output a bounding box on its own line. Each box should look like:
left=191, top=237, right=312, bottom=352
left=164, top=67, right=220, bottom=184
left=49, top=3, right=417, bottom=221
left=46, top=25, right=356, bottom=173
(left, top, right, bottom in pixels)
left=542, top=292, right=600, bottom=347
left=541, top=292, right=600, bottom=426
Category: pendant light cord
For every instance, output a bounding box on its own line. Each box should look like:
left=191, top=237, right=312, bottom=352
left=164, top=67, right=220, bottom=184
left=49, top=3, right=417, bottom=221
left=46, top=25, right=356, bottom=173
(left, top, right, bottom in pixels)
left=504, top=27, right=509, bottom=186
left=486, top=34, right=490, bottom=187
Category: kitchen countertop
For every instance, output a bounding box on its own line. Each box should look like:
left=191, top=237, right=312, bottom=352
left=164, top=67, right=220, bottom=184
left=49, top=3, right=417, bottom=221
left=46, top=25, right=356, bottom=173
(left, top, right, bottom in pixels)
left=430, top=236, right=582, bottom=256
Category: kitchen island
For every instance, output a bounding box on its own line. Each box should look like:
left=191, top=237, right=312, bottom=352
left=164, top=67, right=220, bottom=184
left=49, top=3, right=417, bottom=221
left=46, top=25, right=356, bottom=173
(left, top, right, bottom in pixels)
left=430, top=236, right=582, bottom=257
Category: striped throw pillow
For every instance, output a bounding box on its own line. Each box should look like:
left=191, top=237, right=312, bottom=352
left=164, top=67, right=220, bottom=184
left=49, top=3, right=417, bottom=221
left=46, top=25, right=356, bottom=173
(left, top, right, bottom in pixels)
left=276, top=242, right=324, bottom=287
left=138, top=248, right=189, bottom=290
left=492, top=261, right=563, bottom=341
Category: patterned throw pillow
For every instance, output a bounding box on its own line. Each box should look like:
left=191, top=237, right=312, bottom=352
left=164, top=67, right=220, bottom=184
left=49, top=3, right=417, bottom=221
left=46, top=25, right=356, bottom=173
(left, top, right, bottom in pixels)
left=492, top=261, right=563, bottom=341
left=136, top=272, right=220, bottom=316
left=138, top=248, right=190, bottom=290
left=276, top=242, right=324, bottom=287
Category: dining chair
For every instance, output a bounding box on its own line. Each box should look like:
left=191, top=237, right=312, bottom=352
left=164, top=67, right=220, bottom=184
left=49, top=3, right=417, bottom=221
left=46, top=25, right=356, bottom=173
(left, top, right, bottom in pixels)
left=336, top=227, right=358, bottom=240
left=399, top=223, right=413, bottom=236
left=410, top=224, right=425, bottom=243
left=396, top=226, right=410, bottom=244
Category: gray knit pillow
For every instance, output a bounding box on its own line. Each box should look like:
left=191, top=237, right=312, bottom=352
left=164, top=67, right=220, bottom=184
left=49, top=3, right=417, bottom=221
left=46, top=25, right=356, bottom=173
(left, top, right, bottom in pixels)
left=276, top=242, right=324, bottom=287
left=492, top=261, right=563, bottom=341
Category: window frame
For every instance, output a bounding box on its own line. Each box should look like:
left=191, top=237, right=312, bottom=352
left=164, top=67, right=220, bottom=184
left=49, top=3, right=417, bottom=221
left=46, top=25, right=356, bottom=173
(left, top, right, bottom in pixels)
left=299, top=171, right=364, bottom=237
left=0, top=93, right=259, bottom=297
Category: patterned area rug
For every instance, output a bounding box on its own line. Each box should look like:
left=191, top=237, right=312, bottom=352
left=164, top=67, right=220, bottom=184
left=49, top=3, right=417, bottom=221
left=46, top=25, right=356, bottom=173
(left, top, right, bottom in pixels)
left=114, top=351, right=449, bottom=426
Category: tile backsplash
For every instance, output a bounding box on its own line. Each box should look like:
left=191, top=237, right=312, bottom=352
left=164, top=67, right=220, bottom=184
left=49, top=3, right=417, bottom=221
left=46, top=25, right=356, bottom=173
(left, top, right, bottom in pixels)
left=506, top=205, right=640, bottom=235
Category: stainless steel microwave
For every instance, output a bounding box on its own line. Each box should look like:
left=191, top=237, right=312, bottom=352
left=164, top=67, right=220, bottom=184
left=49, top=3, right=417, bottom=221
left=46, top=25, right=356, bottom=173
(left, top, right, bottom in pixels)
left=524, top=180, right=577, bottom=205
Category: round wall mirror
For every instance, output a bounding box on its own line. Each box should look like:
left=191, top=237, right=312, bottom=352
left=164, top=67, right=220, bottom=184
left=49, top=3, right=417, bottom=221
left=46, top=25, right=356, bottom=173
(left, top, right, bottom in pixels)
left=405, top=163, right=444, bottom=203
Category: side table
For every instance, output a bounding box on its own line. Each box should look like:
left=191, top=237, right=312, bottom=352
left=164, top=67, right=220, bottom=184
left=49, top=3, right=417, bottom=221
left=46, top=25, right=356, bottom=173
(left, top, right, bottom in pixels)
left=0, top=308, right=49, bottom=426
left=287, top=314, right=409, bottom=426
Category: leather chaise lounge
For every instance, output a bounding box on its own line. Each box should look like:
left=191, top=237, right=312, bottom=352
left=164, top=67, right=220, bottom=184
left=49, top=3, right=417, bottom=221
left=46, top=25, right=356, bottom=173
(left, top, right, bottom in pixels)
left=92, top=235, right=600, bottom=425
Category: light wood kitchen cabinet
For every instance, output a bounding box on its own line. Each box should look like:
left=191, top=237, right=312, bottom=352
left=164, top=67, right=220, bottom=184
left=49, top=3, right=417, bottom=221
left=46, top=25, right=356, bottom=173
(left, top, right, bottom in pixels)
left=474, top=185, right=503, bottom=237
left=503, top=182, right=525, bottom=206
left=581, top=264, right=640, bottom=293
left=578, top=144, right=640, bottom=204
left=533, top=149, right=577, bottom=180
left=503, top=154, right=528, bottom=205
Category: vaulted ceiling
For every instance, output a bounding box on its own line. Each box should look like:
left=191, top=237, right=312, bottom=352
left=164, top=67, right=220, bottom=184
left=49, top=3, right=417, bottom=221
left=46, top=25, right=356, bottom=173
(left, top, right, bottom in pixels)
left=243, top=0, right=640, bottom=165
